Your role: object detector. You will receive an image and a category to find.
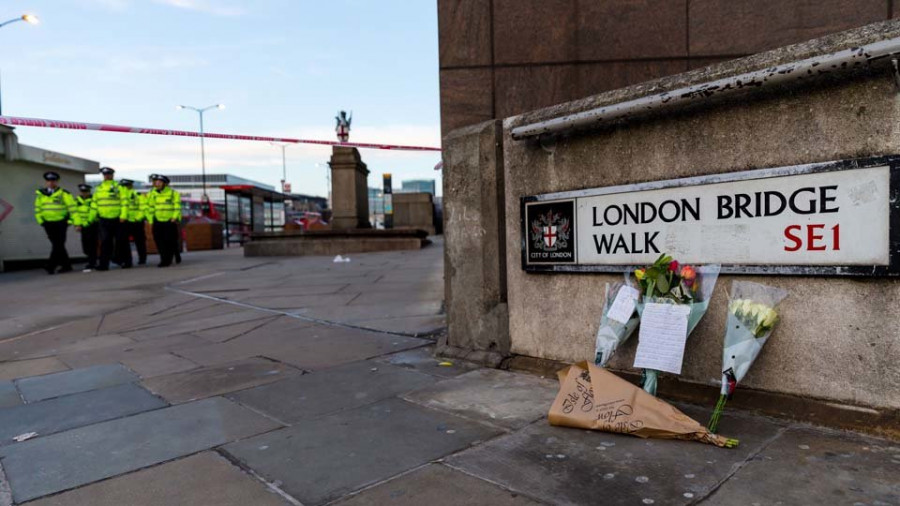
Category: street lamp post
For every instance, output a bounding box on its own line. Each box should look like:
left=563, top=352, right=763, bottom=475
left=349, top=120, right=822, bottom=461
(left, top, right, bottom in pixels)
left=0, top=14, right=39, bottom=29
left=0, top=14, right=38, bottom=116
left=176, top=103, right=224, bottom=201
left=271, top=143, right=289, bottom=193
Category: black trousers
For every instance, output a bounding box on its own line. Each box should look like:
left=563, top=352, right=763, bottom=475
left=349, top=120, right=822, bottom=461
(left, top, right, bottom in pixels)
left=80, top=223, right=99, bottom=268
left=129, top=221, right=147, bottom=264
left=115, top=219, right=133, bottom=267
left=42, top=220, right=71, bottom=272
left=152, top=221, right=178, bottom=266
left=98, top=218, right=118, bottom=269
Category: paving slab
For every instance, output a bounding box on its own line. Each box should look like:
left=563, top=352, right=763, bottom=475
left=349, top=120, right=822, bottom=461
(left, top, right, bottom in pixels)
left=0, top=383, right=166, bottom=446
left=241, top=293, right=361, bottom=310
left=444, top=406, right=787, bottom=506
left=0, top=382, right=20, bottom=408
left=349, top=291, right=444, bottom=306
left=96, top=296, right=208, bottom=334
left=178, top=324, right=429, bottom=370
left=121, top=310, right=273, bottom=341
left=57, top=333, right=206, bottom=369
left=142, top=357, right=300, bottom=403
left=28, top=452, right=290, bottom=506
left=15, top=364, right=138, bottom=403
left=259, top=328, right=431, bottom=371
left=223, top=398, right=503, bottom=506
left=0, top=357, right=69, bottom=381
left=403, top=369, right=559, bottom=430
left=190, top=315, right=281, bottom=343
left=332, top=464, right=542, bottom=506
left=226, top=283, right=350, bottom=298
left=0, top=397, right=281, bottom=503
left=292, top=301, right=443, bottom=322
left=119, top=352, right=199, bottom=378
left=228, top=360, right=438, bottom=422
left=374, top=346, right=478, bottom=378
left=351, top=315, right=445, bottom=336
left=4, top=333, right=133, bottom=362
left=705, top=426, right=900, bottom=505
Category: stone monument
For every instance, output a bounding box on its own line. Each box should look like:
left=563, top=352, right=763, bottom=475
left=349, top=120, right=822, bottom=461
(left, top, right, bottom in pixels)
left=243, top=145, right=431, bottom=257
left=329, top=147, right=371, bottom=230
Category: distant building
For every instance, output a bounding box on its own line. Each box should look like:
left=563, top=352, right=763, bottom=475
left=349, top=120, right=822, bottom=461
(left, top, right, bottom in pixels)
left=285, top=193, right=328, bottom=213
left=1, top=125, right=100, bottom=271
left=165, top=174, right=274, bottom=204
left=400, top=179, right=436, bottom=195
left=85, top=175, right=150, bottom=191
left=368, top=187, right=385, bottom=228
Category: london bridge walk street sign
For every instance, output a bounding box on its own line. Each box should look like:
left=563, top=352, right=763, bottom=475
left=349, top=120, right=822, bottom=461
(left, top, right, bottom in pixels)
left=521, top=156, right=900, bottom=276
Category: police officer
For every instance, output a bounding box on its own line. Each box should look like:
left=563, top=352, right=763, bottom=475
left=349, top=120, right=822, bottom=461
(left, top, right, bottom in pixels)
left=120, top=179, right=148, bottom=265
left=91, top=167, right=128, bottom=271
left=74, top=183, right=99, bottom=272
left=34, top=171, right=76, bottom=274
left=146, top=174, right=181, bottom=267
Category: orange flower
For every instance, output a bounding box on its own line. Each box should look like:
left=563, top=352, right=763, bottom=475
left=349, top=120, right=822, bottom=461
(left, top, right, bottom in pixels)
left=681, top=265, right=697, bottom=287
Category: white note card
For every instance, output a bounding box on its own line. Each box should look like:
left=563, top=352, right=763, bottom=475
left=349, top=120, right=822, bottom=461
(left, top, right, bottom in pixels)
left=607, top=286, right=640, bottom=324
left=633, top=303, right=692, bottom=374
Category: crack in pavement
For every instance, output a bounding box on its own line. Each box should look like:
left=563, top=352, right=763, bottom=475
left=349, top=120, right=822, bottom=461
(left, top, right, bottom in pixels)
left=165, top=287, right=444, bottom=340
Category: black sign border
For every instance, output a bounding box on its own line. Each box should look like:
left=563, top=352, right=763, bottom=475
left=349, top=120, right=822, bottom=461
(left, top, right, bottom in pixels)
left=520, top=155, right=900, bottom=277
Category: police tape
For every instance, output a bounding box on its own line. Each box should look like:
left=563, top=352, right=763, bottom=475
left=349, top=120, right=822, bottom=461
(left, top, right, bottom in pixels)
left=0, top=115, right=442, bottom=152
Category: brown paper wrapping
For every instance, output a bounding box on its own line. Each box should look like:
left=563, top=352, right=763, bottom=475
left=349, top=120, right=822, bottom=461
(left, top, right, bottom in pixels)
left=548, top=362, right=732, bottom=447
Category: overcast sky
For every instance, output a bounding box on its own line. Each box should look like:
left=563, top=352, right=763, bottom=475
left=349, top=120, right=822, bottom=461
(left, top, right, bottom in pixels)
left=1, top=0, right=441, bottom=196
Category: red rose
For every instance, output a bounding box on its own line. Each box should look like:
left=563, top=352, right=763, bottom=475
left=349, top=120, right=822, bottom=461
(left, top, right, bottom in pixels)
left=668, top=260, right=679, bottom=272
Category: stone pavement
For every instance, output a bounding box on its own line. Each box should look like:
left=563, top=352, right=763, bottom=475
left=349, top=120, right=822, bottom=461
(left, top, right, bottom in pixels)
left=0, top=239, right=897, bottom=505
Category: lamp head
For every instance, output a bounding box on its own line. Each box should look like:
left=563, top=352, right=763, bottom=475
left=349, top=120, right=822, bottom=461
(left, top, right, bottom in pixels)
left=22, top=14, right=38, bottom=24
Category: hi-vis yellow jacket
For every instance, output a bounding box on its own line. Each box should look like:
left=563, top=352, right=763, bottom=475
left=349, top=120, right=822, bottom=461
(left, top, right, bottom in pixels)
left=34, top=188, right=76, bottom=225
left=121, top=187, right=146, bottom=222
left=74, top=195, right=98, bottom=227
left=91, top=180, right=127, bottom=220
left=146, top=187, right=181, bottom=223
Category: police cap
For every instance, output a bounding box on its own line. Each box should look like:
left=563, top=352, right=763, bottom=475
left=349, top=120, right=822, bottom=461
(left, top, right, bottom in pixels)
left=43, top=171, right=60, bottom=181
left=78, top=184, right=92, bottom=192
left=119, top=178, right=134, bottom=186
left=151, top=174, right=170, bottom=184
left=99, top=167, right=115, bottom=175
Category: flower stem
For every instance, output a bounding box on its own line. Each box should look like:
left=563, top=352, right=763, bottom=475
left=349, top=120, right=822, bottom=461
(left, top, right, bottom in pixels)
left=708, top=394, right=728, bottom=433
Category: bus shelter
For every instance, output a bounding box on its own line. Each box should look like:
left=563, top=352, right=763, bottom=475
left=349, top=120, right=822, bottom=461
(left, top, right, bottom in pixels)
left=222, top=185, right=286, bottom=246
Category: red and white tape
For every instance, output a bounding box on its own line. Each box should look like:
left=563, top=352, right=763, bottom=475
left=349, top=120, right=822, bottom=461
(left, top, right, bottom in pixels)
left=0, top=115, right=442, bottom=152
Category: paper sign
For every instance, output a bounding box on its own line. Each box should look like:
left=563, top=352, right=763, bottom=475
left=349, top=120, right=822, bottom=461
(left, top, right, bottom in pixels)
left=607, top=286, right=640, bottom=324
left=633, top=303, right=691, bottom=374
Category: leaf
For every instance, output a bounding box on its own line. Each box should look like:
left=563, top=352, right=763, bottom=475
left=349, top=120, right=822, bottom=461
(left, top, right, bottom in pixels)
left=656, top=273, right=670, bottom=293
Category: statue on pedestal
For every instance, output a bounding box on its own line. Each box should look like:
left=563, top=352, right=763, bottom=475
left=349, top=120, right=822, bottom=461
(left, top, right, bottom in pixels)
left=335, top=110, right=352, bottom=142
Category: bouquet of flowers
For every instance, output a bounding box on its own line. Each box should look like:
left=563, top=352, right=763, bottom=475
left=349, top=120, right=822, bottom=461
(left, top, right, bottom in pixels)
left=548, top=361, right=739, bottom=448
left=632, top=254, right=720, bottom=396
left=707, top=281, right=787, bottom=433
left=593, top=282, right=641, bottom=367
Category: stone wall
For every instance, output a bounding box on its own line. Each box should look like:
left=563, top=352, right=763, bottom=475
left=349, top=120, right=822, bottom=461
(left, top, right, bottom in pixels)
left=440, top=120, right=509, bottom=365
left=393, top=193, right=436, bottom=235
left=443, top=21, right=900, bottom=414
left=439, top=0, right=896, bottom=134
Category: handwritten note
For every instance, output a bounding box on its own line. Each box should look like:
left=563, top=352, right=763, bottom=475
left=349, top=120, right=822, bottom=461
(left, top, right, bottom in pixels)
left=607, top=286, right=640, bottom=324
left=633, top=303, right=691, bottom=374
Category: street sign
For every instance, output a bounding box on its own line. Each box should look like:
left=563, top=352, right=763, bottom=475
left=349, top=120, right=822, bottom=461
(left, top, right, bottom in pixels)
left=521, top=156, right=900, bottom=276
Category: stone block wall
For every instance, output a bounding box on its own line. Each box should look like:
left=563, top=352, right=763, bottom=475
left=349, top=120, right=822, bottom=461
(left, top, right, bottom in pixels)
left=439, top=0, right=895, bottom=134
left=442, top=21, right=900, bottom=416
